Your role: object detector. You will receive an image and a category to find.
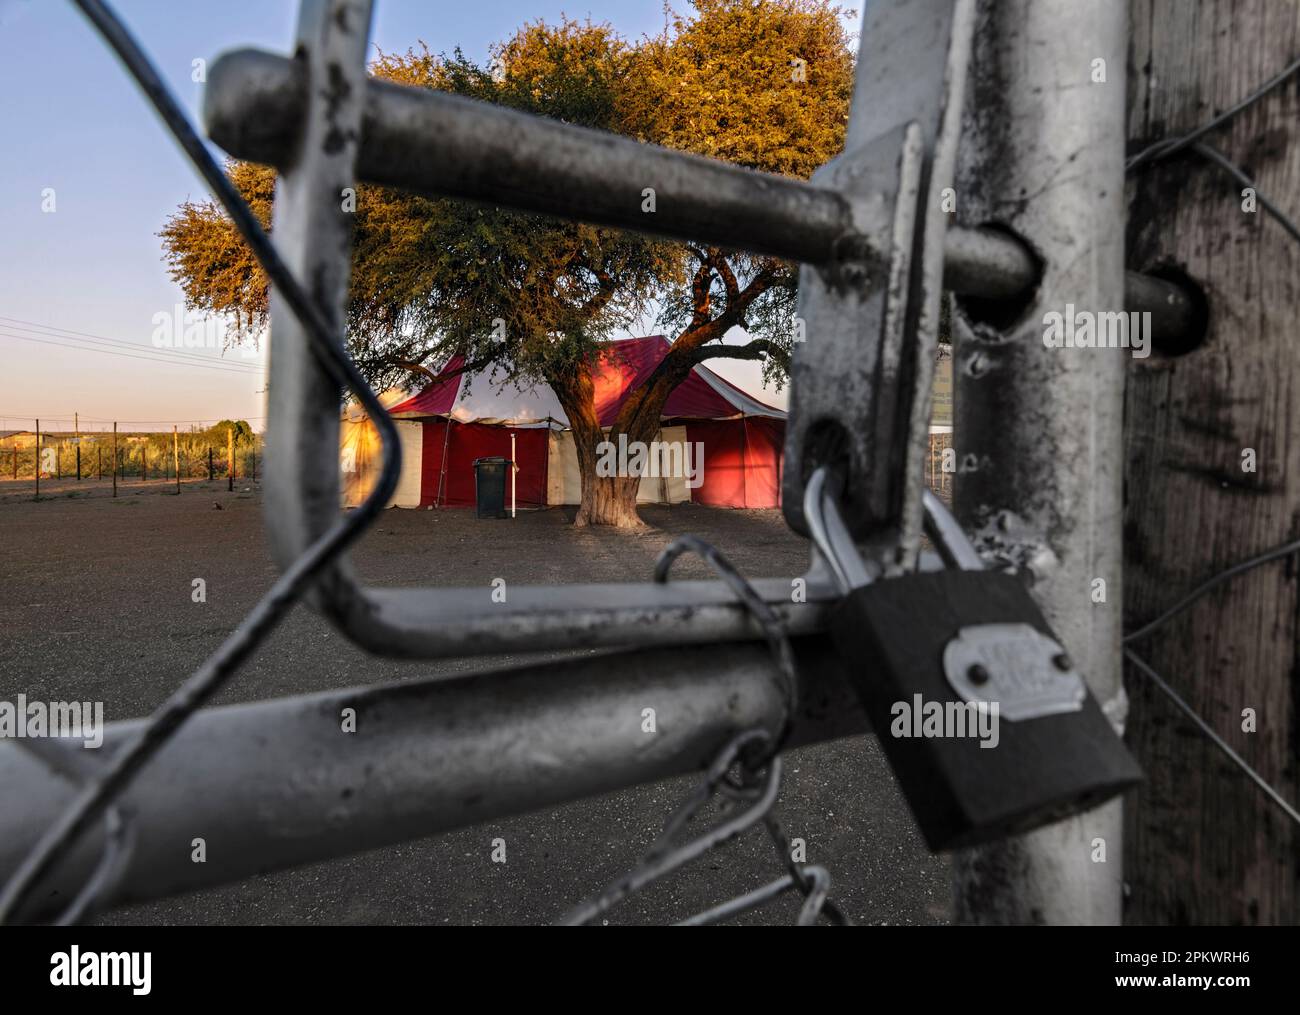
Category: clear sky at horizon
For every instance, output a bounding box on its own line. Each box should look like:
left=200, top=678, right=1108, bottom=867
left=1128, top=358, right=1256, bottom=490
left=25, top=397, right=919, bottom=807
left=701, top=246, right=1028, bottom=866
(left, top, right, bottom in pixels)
left=0, top=0, right=855, bottom=432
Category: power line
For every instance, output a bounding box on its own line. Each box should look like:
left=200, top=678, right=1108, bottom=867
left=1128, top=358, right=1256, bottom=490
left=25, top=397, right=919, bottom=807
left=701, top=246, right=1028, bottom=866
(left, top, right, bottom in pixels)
left=0, top=411, right=269, bottom=423
left=0, top=330, right=264, bottom=375
left=0, top=314, right=265, bottom=369
left=0, top=326, right=263, bottom=373
left=0, top=416, right=268, bottom=433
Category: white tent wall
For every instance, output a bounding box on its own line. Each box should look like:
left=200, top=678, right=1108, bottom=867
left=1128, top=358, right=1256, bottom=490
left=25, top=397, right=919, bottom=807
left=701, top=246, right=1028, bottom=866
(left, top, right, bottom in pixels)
left=388, top=421, right=424, bottom=507
left=546, top=426, right=691, bottom=506
left=340, top=417, right=423, bottom=509
left=545, top=431, right=574, bottom=507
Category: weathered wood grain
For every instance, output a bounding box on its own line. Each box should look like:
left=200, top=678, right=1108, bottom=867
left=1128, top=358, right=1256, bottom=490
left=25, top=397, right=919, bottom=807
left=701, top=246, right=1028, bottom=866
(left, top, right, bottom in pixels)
left=1126, top=0, right=1300, bottom=925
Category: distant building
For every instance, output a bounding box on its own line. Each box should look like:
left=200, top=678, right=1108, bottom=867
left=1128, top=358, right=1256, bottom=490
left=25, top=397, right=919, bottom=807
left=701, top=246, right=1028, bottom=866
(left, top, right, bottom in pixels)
left=0, top=431, right=38, bottom=450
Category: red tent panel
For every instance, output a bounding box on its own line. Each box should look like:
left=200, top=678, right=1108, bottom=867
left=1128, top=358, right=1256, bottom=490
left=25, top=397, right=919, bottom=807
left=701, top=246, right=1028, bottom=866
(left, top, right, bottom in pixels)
left=420, top=420, right=549, bottom=508
left=391, top=339, right=784, bottom=428
left=385, top=338, right=785, bottom=510
left=742, top=417, right=785, bottom=508
left=389, top=356, right=464, bottom=417
left=686, top=418, right=784, bottom=509
left=593, top=341, right=749, bottom=424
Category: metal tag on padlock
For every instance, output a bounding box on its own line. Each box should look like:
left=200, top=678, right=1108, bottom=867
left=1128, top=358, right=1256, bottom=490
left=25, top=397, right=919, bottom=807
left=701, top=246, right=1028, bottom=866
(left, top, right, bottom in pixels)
left=807, top=469, right=1142, bottom=851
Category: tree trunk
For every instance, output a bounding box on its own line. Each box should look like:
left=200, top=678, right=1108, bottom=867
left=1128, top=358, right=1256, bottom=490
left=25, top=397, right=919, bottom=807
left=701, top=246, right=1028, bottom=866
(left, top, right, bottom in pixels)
left=548, top=316, right=750, bottom=526
left=1125, top=0, right=1300, bottom=923
left=577, top=468, right=644, bottom=528
left=549, top=360, right=648, bottom=528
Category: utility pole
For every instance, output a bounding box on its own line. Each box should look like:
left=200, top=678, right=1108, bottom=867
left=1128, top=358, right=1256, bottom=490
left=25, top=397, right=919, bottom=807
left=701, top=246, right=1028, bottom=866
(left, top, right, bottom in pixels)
left=227, top=426, right=234, bottom=492
left=112, top=422, right=117, bottom=498
left=75, top=412, right=80, bottom=481
left=173, top=425, right=180, bottom=494
left=34, top=419, right=39, bottom=500
left=1124, top=0, right=1299, bottom=924
left=951, top=0, right=1127, bottom=924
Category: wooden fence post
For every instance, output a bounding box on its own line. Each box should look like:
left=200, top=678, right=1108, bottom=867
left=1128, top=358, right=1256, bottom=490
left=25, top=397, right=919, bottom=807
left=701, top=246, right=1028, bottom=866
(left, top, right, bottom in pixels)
left=1125, top=0, right=1300, bottom=924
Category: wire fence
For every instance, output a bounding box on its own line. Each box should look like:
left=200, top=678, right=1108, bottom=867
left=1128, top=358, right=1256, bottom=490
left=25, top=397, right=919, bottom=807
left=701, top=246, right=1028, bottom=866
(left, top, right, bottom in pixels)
left=1, top=0, right=1295, bottom=927
left=1, top=432, right=262, bottom=487
left=1120, top=42, right=1300, bottom=832
left=1, top=430, right=263, bottom=506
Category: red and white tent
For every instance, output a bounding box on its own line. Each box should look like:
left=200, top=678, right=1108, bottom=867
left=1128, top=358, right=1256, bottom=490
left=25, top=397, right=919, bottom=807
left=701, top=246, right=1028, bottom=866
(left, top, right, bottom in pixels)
left=340, top=336, right=786, bottom=510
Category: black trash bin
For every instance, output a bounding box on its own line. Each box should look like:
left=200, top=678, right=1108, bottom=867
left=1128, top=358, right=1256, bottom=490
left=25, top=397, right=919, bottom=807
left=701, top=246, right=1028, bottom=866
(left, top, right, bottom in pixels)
left=472, top=457, right=512, bottom=519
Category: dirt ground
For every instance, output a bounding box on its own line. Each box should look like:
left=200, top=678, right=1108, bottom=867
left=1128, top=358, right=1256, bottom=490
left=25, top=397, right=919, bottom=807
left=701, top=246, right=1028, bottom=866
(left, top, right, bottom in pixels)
left=0, top=476, right=948, bottom=925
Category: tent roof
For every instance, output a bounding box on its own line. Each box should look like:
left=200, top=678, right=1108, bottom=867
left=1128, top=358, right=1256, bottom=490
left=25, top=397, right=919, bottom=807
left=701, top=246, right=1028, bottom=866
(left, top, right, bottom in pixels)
left=387, top=336, right=784, bottom=427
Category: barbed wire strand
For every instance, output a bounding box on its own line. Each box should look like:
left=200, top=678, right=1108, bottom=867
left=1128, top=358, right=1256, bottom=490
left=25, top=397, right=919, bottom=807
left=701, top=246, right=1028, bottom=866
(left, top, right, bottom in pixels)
left=0, top=0, right=402, bottom=924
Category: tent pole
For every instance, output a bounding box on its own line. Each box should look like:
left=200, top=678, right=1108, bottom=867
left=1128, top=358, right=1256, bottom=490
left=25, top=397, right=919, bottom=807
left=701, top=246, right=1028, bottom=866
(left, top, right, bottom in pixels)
left=658, top=429, right=666, bottom=505
left=435, top=416, right=451, bottom=509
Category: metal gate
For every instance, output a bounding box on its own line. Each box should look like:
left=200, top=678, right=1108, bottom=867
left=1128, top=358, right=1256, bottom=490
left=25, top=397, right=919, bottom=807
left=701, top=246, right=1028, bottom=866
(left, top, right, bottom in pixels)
left=0, top=0, right=1204, bottom=925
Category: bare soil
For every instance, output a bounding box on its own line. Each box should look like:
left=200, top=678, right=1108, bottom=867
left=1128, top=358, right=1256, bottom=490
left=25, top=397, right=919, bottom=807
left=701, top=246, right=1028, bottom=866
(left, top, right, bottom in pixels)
left=0, top=477, right=947, bottom=925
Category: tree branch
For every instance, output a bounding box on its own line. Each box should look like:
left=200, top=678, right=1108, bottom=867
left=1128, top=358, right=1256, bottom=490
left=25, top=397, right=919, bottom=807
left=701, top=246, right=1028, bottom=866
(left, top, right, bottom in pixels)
left=690, top=261, right=713, bottom=328
left=395, top=359, right=441, bottom=385
left=396, top=349, right=501, bottom=388
left=707, top=248, right=740, bottom=305
left=579, top=266, right=619, bottom=317
left=690, top=338, right=789, bottom=374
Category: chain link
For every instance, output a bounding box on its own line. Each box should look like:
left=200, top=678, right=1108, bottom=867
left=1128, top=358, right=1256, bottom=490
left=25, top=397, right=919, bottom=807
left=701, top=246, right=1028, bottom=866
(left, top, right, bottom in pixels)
left=559, top=539, right=851, bottom=926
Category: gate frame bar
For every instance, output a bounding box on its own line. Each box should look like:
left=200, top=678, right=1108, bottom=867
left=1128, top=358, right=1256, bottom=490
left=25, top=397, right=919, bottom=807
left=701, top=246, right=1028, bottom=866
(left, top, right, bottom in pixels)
left=0, top=0, right=1145, bottom=925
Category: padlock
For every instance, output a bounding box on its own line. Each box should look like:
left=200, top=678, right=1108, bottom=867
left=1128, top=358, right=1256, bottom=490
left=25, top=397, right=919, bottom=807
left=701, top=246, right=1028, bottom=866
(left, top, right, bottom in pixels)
left=807, top=468, right=1142, bottom=851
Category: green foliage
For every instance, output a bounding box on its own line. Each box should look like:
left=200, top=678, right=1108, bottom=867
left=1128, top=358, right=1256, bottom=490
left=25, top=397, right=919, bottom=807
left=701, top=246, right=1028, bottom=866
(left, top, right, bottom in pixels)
left=159, top=162, right=272, bottom=347
left=633, top=0, right=855, bottom=389
left=622, top=0, right=854, bottom=177
left=206, top=419, right=255, bottom=446
left=159, top=1, right=855, bottom=397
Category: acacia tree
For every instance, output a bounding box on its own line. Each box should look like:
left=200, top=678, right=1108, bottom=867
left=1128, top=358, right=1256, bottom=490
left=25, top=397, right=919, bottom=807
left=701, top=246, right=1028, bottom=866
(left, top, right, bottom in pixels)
left=587, top=0, right=854, bottom=524
left=161, top=1, right=853, bottom=526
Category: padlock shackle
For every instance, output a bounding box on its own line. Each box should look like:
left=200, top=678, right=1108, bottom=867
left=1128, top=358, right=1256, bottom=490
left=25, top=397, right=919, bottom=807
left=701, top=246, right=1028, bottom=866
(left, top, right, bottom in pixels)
left=804, top=467, right=876, bottom=593
left=921, top=491, right=985, bottom=572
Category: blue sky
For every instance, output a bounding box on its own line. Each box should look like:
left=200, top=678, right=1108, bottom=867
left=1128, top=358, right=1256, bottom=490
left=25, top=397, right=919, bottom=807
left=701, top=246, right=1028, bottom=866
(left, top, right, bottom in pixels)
left=0, top=0, right=854, bottom=432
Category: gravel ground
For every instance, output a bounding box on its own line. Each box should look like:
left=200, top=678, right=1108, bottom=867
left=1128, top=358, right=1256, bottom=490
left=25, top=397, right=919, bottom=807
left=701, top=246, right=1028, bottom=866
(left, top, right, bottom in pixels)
left=0, top=476, right=948, bottom=925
